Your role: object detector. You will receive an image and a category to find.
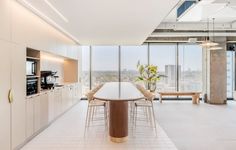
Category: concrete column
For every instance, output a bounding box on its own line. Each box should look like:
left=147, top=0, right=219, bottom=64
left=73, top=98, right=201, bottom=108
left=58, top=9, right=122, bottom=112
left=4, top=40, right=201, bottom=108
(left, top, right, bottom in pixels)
left=202, top=37, right=227, bottom=104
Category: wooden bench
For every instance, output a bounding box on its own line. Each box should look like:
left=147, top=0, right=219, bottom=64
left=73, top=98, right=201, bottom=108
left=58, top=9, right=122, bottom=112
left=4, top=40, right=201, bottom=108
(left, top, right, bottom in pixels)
left=158, top=92, right=201, bottom=104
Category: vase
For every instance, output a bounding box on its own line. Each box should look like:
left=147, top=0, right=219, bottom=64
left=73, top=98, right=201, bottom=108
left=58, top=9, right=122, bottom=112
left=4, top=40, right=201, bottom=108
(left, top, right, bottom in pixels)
left=145, top=82, right=156, bottom=92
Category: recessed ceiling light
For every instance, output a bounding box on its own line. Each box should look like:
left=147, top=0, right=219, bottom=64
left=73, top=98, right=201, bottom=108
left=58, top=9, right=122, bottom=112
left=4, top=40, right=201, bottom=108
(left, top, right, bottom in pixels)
left=44, top=0, right=68, bottom=23
left=17, top=0, right=79, bottom=44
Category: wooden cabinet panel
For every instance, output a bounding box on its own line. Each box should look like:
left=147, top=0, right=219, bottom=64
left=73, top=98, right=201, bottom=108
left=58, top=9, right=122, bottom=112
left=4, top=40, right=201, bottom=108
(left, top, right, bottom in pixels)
left=34, top=95, right=41, bottom=132
left=40, top=92, right=49, bottom=128
left=26, top=98, right=34, bottom=138
left=11, top=44, right=26, bottom=149
left=0, top=40, right=11, bottom=150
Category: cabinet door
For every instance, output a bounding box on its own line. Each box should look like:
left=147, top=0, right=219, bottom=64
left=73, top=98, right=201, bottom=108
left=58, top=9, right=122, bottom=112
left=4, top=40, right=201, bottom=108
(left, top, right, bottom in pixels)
left=72, top=84, right=77, bottom=104
left=54, top=88, right=62, bottom=117
left=0, top=40, right=11, bottom=150
left=62, top=87, right=68, bottom=111
left=11, top=44, right=26, bottom=149
left=40, top=92, right=49, bottom=128
left=68, top=86, right=73, bottom=107
left=34, top=95, right=41, bottom=132
left=26, top=98, right=34, bottom=138
left=48, top=90, right=55, bottom=122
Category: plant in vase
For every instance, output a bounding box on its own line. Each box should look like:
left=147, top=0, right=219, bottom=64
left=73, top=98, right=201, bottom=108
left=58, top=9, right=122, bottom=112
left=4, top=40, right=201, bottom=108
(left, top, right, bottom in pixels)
left=136, top=61, right=166, bottom=92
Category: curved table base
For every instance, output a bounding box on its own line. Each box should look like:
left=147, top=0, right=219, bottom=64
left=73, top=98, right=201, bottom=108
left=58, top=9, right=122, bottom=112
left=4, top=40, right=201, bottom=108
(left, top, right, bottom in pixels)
left=109, top=101, right=128, bottom=143
left=110, top=136, right=128, bottom=143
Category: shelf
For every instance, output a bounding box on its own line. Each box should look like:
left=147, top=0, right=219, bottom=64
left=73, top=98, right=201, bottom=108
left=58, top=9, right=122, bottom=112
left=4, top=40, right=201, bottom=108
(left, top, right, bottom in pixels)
left=27, top=75, right=40, bottom=78
left=26, top=56, right=40, bottom=61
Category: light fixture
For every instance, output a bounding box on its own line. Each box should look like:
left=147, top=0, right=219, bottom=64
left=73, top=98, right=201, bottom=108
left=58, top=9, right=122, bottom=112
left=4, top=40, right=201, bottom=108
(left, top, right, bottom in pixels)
left=17, top=0, right=79, bottom=44
left=209, top=18, right=223, bottom=50
left=200, top=18, right=219, bottom=47
left=44, top=0, right=68, bottom=23
left=200, top=40, right=219, bottom=47
left=41, top=54, right=64, bottom=63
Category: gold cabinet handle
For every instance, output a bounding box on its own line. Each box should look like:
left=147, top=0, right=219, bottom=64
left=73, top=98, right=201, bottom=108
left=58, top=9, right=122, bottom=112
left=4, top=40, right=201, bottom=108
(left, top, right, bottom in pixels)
left=8, top=89, right=13, bottom=103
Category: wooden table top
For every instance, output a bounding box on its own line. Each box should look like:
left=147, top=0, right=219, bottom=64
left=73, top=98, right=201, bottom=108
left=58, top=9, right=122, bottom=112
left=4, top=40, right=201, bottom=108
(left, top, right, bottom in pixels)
left=93, top=82, right=144, bottom=101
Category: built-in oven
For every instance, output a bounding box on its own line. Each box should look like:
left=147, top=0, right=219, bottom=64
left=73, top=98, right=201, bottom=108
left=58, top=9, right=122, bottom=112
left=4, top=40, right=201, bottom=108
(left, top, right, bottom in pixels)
left=27, top=77, right=38, bottom=96
left=26, top=60, right=37, bottom=76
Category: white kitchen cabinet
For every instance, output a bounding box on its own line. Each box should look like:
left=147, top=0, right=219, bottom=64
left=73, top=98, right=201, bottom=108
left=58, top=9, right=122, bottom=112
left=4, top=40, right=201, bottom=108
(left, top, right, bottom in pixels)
left=54, top=88, right=63, bottom=117
left=34, top=95, right=41, bottom=132
left=68, top=85, right=74, bottom=107
left=26, top=97, right=34, bottom=139
left=48, top=90, right=55, bottom=122
left=0, top=40, right=11, bottom=150
left=11, top=44, right=26, bottom=149
left=0, top=41, right=26, bottom=150
left=40, top=92, right=49, bottom=128
left=72, top=83, right=81, bottom=104
left=62, top=86, right=69, bottom=111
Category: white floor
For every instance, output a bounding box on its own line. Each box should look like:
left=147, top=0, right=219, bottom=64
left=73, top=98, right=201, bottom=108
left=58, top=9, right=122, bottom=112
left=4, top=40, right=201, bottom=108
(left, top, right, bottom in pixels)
left=155, top=101, right=236, bottom=150
left=21, top=101, right=177, bottom=150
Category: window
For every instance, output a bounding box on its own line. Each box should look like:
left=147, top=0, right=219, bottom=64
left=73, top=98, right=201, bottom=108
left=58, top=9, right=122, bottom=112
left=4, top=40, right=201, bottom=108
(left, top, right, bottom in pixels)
left=81, top=43, right=205, bottom=100
left=120, top=45, right=148, bottom=83
left=178, top=44, right=202, bottom=92
left=91, top=46, right=119, bottom=88
left=81, top=46, right=90, bottom=96
left=149, top=44, right=177, bottom=92
left=226, top=51, right=235, bottom=98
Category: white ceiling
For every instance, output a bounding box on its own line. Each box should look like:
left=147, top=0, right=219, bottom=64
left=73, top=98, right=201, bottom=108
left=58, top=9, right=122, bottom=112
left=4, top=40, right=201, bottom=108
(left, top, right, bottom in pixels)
left=18, top=0, right=180, bottom=45
left=178, top=0, right=236, bottom=22
left=165, top=0, right=236, bottom=23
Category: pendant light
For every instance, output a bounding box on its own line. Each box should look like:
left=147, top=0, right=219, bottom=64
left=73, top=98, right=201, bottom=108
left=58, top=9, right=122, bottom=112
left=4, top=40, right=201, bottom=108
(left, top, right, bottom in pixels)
left=208, top=18, right=223, bottom=50
left=200, top=18, right=219, bottom=47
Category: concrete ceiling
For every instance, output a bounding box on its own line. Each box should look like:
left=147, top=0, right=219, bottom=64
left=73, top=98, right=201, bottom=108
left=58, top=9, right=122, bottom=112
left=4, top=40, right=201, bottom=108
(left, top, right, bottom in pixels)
left=164, top=0, right=236, bottom=23
left=17, top=0, right=180, bottom=45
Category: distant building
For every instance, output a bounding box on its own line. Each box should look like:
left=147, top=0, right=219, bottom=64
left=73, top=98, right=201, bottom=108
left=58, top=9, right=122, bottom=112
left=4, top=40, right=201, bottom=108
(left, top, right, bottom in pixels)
left=165, top=65, right=181, bottom=87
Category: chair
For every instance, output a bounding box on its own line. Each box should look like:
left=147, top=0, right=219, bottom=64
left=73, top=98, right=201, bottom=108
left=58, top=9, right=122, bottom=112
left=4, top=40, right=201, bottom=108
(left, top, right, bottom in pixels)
left=133, top=86, right=157, bottom=136
left=129, top=84, right=146, bottom=120
left=84, top=84, right=107, bottom=136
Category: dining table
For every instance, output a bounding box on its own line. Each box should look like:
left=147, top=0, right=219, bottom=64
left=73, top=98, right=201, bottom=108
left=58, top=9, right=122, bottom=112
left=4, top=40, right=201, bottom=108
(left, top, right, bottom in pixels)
left=93, top=82, right=145, bottom=143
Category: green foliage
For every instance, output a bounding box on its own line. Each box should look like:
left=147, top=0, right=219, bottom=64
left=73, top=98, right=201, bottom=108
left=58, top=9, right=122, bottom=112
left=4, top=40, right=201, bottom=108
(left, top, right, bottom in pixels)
left=136, top=61, right=165, bottom=84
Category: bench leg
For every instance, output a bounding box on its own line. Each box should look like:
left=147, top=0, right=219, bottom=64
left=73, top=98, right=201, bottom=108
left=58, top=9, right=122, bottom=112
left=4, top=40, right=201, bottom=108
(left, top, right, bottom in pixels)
left=196, top=94, right=200, bottom=104
left=192, top=94, right=200, bottom=104
left=192, top=95, right=197, bottom=104
left=159, top=95, right=162, bottom=103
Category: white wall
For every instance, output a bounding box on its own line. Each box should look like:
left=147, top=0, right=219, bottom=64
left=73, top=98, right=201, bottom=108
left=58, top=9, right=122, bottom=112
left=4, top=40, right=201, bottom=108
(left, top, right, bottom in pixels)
left=0, top=0, right=80, bottom=57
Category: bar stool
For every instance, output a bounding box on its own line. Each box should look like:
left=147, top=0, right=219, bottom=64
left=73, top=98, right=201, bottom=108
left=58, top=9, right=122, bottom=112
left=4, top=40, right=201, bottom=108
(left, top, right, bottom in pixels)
left=133, top=87, right=157, bottom=136
left=84, top=84, right=107, bottom=136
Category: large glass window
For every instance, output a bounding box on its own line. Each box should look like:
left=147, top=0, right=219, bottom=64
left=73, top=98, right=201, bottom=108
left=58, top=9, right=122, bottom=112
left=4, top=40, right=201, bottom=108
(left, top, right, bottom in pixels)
left=82, top=46, right=90, bottom=96
left=178, top=44, right=202, bottom=92
left=81, top=43, right=205, bottom=100
left=120, top=45, right=148, bottom=82
left=226, top=51, right=235, bottom=98
left=150, top=44, right=177, bottom=92
left=91, top=46, right=119, bottom=88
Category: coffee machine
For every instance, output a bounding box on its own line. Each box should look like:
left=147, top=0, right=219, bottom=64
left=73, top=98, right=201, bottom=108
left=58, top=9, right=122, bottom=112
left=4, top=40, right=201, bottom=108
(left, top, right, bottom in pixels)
left=41, top=71, right=59, bottom=89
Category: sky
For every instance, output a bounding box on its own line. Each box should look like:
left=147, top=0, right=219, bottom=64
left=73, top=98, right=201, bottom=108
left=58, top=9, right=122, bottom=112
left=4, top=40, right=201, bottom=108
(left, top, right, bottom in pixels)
left=82, top=44, right=202, bottom=71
